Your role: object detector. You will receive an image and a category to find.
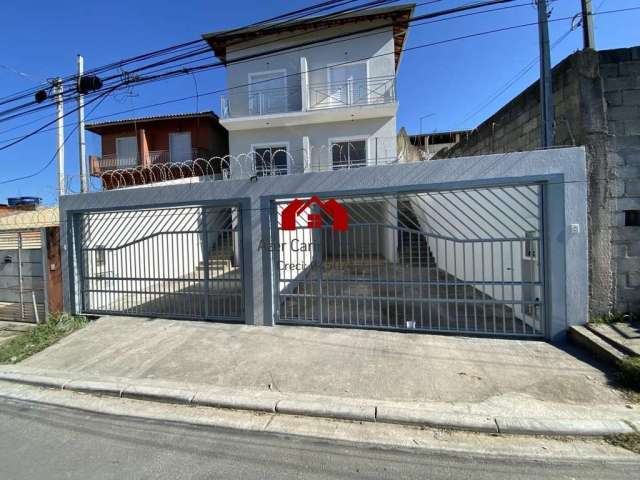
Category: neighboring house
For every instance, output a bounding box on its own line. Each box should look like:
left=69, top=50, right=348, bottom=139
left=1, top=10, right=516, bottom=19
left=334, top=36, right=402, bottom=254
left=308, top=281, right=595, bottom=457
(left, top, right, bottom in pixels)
left=87, top=112, right=229, bottom=189
left=203, top=3, right=413, bottom=176
left=0, top=201, right=62, bottom=323
left=434, top=47, right=640, bottom=316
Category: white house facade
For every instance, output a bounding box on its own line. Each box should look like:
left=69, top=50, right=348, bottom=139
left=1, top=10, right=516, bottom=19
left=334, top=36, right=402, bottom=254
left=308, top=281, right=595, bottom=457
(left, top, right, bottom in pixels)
left=203, top=4, right=413, bottom=176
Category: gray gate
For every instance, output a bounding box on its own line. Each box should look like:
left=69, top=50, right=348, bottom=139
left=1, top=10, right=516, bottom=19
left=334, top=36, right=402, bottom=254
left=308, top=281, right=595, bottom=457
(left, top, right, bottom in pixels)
left=78, top=204, right=243, bottom=321
left=273, top=184, right=546, bottom=337
left=0, top=229, right=48, bottom=323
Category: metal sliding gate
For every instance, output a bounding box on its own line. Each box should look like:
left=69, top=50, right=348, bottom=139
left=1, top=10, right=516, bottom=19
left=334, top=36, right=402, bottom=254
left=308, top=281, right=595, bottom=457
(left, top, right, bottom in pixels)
left=274, top=184, right=546, bottom=337
left=0, top=229, right=48, bottom=323
left=77, top=204, right=243, bottom=321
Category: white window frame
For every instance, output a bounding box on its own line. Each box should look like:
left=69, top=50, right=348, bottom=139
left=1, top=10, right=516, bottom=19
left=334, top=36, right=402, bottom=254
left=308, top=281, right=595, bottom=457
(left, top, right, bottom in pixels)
left=248, top=69, right=288, bottom=115
left=325, top=60, right=369, bottom=107
left=251, top=141, right=291, bottom=176
left=168, top=131, right=192, bottom=163
left=328, top=136, right=369, bottom=170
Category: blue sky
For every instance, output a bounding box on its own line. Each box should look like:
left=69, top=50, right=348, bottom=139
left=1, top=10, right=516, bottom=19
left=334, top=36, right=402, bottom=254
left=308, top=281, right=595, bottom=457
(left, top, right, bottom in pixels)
left=0, top=0, right=636, bottom=203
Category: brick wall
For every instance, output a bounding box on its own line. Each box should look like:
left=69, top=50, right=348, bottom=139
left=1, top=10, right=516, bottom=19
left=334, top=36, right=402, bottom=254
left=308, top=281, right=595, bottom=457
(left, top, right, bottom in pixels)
left=435, top=47, right=640, bottom=316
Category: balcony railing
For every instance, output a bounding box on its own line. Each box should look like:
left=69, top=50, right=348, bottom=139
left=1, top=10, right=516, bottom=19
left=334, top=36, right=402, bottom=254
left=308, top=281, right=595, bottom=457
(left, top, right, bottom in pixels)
left=221, top=85, right=303, bottom=118
left=220, top=75, right=396, bottom=119
left=308, top=76, right=396, bottom=110
left=91, top=148, right=213, bottom=174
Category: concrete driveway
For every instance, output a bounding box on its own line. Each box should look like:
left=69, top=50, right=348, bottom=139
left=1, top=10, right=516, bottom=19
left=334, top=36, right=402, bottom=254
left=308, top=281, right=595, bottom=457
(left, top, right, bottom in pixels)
left=14, top=316, right=629, bottom=415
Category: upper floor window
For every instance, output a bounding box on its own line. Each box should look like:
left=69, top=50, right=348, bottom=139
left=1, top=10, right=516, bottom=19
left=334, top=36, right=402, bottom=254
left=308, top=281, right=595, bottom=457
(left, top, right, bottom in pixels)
left=330, top=138, right=367, bottom=170
left=253, top=144, right=289, bottom=176
left=248, top=70, right=287, bottom=115
left=327, top=62, right=368, bottom=107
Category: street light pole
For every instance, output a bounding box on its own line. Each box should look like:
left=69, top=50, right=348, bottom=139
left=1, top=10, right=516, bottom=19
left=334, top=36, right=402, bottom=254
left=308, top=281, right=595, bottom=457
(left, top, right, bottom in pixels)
left=77, top=54, right=88, bottom=193
left=53, top=78, right=65, bottom=197
left=581, top=0, right=596, bottom=50
left=536, top=0, right=554, bottom=148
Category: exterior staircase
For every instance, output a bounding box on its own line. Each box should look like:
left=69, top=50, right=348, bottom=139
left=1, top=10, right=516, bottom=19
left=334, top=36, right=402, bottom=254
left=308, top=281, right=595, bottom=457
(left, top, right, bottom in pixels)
left=397, top=200, right=436, bottom=268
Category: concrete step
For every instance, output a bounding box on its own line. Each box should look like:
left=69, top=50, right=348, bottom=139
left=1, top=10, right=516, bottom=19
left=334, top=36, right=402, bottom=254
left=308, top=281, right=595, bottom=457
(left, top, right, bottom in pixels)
left=587, top=323, right=640, bottom=357
left=568, top=325, right=627, bottom=367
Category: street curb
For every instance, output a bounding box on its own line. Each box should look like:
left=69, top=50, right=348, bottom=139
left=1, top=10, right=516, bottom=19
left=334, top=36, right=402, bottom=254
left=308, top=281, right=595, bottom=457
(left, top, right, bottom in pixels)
left=64, top=379, right=124, bottom=397
left=121, top=384, right=195, bottom=405
left=1, top=370, right=639, bottom=438
left=376, top=405, right=498, bottom=433
left=494, top=417, right=635, bottom=436
left=276, top=399, right=376, bottom=422
left=193, top=389, right=279, bottom=413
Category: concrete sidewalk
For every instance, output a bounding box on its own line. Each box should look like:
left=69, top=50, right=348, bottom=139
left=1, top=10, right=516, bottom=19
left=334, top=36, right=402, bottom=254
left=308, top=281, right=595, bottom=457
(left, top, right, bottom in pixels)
left=1, top=316, right=638, bottom=435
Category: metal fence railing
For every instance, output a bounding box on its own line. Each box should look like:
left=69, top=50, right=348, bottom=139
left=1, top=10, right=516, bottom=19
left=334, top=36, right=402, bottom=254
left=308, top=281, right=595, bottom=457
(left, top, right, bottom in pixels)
left=308, top=76, right=396, bottom=110
left=220, top=75, right=396, bottom=119
left=93, top=148, right=213, bottom=173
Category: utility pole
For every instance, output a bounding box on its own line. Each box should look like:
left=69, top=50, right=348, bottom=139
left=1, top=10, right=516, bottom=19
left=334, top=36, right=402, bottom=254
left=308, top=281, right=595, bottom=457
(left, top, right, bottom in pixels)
left=581, top=0, right=595, bottom=50
left=77, top=54, right=88, bottom=193
left=536, top=0, right=554, bottom=148
left=53, top=77, right=65, bottom=196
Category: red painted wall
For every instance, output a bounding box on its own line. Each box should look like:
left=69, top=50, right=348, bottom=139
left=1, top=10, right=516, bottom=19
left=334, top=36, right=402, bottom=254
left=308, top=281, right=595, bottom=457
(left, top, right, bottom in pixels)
left=94, top=116, right=228, bottom=158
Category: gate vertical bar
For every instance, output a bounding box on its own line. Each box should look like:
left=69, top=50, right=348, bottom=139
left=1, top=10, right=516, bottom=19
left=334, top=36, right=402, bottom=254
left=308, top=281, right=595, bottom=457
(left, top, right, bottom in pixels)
left=40, top=228, right=49, bottom=321
left=270, top=201, right=281, bottom=324
left=202, top=207, right=210, bottom=319
left=17, top=232, right=24, bottom=321
left=538, top=183, right=547, bottom=336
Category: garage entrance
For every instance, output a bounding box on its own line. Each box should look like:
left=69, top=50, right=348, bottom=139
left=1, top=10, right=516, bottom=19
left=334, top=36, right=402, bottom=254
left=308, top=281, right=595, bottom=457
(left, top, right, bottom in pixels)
left=273, top=185, right=546, bottom=337
left=77, top=204, right=243, bottom=322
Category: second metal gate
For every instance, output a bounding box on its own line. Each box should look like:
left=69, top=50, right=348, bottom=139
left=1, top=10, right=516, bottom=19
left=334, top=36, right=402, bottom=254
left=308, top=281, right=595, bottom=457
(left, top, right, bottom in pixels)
left=273, top=184, right=546, bottom=337
left=78, top=204, right=243, bottom=321
left=0, top=229, right=48, bottom=323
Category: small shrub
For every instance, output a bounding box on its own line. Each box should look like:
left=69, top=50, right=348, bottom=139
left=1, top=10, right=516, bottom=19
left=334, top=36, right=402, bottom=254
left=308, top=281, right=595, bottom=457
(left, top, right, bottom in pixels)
left=0, top=314, right=88, bottom=364
left=590, top=311, right=638, bottom=325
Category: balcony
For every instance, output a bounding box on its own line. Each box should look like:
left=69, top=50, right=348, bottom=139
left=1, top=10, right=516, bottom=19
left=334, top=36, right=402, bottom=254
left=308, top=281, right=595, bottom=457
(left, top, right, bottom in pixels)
left=308, top=76, right=396, bottom=110
left=220, top=75, right=397, bottom=130
left=90, top=147, right=213, bottom=175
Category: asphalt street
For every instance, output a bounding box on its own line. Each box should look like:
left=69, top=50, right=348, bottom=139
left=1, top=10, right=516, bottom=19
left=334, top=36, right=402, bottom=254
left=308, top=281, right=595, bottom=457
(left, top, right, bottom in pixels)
left=0, top=397, right=636, bottom=479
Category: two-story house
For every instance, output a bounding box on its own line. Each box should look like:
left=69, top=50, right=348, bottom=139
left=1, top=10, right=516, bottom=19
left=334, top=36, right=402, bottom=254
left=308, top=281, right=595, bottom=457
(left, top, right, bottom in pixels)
left=202, top=3, right=413, bottom=177
left=87, top=111, right=229, bottom=189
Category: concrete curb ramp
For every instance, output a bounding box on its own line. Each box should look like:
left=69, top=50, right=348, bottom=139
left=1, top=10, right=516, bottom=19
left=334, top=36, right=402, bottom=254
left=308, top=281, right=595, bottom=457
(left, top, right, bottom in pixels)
left=0, top=371, right=637, bottom=437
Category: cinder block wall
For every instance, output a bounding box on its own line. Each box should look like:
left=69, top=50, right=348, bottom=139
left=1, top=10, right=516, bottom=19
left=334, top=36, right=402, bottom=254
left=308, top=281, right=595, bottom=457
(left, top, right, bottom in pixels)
left=601, top=48, right=640, bottom=314
left=434, top=48, right=640, bottom=316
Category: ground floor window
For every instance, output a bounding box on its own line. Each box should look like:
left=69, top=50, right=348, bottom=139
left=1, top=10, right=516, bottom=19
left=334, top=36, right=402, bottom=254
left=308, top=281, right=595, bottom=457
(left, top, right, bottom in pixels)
left=253, top=144, right=288, bottom=176
left=330, top=139, right=367, bottom=170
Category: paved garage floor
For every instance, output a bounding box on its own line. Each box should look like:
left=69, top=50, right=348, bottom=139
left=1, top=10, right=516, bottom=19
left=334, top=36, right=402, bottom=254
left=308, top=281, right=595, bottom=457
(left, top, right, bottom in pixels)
left=15, top=316, right=630, bottom=416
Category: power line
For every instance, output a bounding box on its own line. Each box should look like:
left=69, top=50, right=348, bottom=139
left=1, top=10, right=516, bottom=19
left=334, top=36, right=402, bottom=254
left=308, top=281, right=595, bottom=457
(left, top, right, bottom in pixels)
left=0, top=88, right=113, bottom=185
left=0, top=0, right=514, bottom=125
left=0, top=0, right=398, bottom=111
left=1, top=3, right=637, bottom=150
left=454, top=23, right=577, bottom=128
left=1, top=3, right=638, bottom=159
left=0, top=0, right=449, bottom=122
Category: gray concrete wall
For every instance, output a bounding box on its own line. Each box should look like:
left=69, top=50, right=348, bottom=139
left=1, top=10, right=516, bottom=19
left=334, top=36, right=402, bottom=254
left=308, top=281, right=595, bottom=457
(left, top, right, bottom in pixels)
left=60, top=147, right=588, bottom=342
left=435, top=48, right=640, bottom=316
